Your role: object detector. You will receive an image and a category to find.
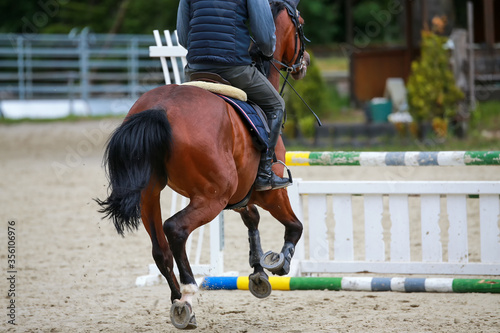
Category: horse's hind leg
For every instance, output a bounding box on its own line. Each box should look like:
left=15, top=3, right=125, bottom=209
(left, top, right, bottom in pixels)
left=141, top=188, right=182, bottom=302
left=163, top=197, right=227, bottom=329
left=235, top=204, right=272, bottom=298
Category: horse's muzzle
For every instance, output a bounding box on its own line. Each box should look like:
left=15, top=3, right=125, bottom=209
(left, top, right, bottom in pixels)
left=292, top=51, right=310, bottom=80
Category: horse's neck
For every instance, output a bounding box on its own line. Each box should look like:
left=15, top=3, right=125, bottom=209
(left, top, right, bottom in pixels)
left=268, top=10, right=294, bottom=92
left=268, top=38, right=287, bottom=91
left=268, top=68, right=280, bottom=92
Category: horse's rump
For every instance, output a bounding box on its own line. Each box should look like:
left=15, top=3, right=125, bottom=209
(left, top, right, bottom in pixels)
left=134, top=84, right=261, bottom=205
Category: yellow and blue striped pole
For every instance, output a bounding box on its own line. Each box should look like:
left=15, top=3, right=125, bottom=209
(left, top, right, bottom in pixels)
left=201, top=276, right=500, bottom=293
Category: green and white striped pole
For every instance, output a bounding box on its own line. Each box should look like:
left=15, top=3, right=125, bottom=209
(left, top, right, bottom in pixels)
left=286, top=151, right=500, bottom=166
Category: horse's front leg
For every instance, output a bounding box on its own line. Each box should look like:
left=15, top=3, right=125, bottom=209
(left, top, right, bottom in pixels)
left=235, top=204, right=272, bottom=298
left=254, top=189, right=303, bottom=276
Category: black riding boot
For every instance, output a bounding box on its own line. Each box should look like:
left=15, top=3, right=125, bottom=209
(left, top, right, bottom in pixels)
left=254, top=110, right=291, bottom=191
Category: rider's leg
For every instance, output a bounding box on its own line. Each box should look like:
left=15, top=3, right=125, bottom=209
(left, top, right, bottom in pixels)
left=254, top=107, right=290, bottom=191
left=215, top=65, right=290, bottom=191
left=185, top=64, right=291, bottom=190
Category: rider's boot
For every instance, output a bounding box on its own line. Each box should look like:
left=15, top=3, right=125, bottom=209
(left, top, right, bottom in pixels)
left=254, top=109, right=291, bottom=191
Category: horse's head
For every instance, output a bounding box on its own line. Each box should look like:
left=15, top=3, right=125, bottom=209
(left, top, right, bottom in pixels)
left=271, top=0, right=310, bottom=81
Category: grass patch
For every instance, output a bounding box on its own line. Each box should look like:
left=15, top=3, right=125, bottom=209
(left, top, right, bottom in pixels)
left=471, top=100, right=500, bottom=131
left=286, top=100, right=500, bottom=151
left=315, top=56, right=349, bottom=72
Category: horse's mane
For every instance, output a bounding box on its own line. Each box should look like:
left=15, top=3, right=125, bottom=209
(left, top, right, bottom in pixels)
left=270, top=1, right=287, bottom=19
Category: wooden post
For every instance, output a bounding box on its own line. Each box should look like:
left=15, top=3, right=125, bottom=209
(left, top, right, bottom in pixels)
left=405, top=0, right=415, bottom=78
left=421, top=0, right=428, bottom=30
left=483, top=0, right=495, bottom=47
left=346, top=0, right=355, bottom=107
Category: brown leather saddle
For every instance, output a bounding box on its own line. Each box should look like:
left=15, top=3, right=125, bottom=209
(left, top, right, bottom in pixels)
left=189, top=72, right=231, bottom=85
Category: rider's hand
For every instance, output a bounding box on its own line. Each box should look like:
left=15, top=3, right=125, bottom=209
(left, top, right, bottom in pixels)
left=259, top=52, right=274, bottom=61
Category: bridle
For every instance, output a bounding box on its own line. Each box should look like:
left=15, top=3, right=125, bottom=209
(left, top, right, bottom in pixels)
left=268, top=1, right=322, bottom=126
left=271, top=1, right=309, bottom=74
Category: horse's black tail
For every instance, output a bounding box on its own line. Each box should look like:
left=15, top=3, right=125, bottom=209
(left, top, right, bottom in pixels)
left=96, top=109, right=172, bottom=235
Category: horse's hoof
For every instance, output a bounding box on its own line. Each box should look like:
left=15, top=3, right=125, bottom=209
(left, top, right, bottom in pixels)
left=260, top=251, right=285, bottom=273
left=248, top=272, right=272, bottom=299
left=170, top=300, right=197, bottom=329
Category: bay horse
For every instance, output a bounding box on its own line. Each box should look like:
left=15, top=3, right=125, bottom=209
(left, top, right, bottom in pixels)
left=97, top=0, right=308, bottom=329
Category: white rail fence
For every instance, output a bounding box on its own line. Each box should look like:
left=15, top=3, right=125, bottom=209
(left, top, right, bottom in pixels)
left=288, top=180, right=500, bottom=276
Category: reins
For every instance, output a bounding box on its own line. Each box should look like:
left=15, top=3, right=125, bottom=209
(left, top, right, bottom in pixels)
left=271, top=60, right=322, bottom=127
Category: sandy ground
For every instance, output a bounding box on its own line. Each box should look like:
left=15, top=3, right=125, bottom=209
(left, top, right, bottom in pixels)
left=0, top=119, right=499, bottom=333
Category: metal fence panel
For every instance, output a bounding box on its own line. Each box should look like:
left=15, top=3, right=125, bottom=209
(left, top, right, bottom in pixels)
left=0, top=31, right=168, bottom=102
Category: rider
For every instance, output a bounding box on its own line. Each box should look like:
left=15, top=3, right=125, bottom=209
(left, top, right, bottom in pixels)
left=176, top=0, right=290, bottom=191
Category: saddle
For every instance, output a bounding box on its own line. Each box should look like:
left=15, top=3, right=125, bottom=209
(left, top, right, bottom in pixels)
left=182, top=72, right=270, bottom=151
left=183, top=72, right=247, bottom=101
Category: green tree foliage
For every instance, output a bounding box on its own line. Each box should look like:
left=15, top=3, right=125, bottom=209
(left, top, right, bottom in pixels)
left=0, top=2, right=41, bottom=33
left=0, top=0, right=178, bottom=35
left=0, top=1, right=345, bottom=45
left=353, top=1, right=382, bottom=26
left=298, top=0, right=342, bottom=45
left=119, top=0, right=179, bottom=34
left=352, top=0, right=405, bottom=46
left=407, top=30, right=464, bottom=137
left=283, top=52, right=328, bottom=138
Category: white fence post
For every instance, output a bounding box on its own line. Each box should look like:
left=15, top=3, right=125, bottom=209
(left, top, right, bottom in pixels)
left=364, top=195, right=385, bottom=262
left=480, top=194, right=500, bottom=263
left=150, top=29, right=187, bottom=85
left=389, top=194, right=411, bottom=262
left=447, top=194, right=469, bottom=263
left=420, top=194, right=443, bottom=263
left=287, top=180, right=304, bottom=276
left=333, top=195, right=354, bottom=261
left=309, top=194, right=329, bottom=261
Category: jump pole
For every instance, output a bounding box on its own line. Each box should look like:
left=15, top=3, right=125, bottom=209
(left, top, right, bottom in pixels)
left=285, top=151, right=500, bottom=166
left=200, top=276, right=500, bottom=293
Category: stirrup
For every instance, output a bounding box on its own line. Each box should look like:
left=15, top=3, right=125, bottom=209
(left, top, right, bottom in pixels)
left=254, top=160, right=293, bottom=191
left=273, top=160, right=293, bottom=184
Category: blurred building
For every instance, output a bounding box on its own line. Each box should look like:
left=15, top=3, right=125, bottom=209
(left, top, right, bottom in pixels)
left=346, top=0, right=499, bottom=104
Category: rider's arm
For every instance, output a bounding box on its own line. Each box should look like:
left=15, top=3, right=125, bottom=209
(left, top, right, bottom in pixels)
left=248, top=0, right=276, bottom=58
left=176, top=0, right=190, bottom=48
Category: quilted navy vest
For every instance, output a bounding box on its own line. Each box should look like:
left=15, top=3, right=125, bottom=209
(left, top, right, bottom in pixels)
left=186, top=0, right=252, bottom=66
